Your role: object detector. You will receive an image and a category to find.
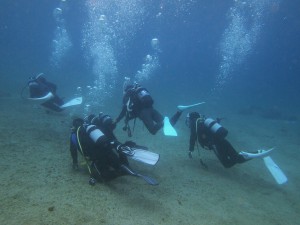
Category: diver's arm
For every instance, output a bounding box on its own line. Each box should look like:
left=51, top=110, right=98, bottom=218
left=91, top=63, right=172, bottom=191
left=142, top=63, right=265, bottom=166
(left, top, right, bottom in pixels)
left=115, top=90, right=133, bottom=124
left=115, top=105, right=127, bottom=124
left=189, top=129, right=197, bottom=152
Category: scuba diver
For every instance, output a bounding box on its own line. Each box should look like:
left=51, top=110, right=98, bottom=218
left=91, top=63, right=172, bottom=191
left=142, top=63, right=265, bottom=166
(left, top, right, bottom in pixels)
left=70, top=113, right=158, bottom=185
left=114, top=80, right=182, bottom=136
left=26, top=73, right=64, bottom=112
left=185, top=112, right=273, bottom=168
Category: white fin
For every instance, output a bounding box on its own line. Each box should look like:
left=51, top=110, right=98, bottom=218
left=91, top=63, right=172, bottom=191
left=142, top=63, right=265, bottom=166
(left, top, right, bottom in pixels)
left=130, top=149, right=160, bottom=166
left=263, top=156, right=288, bottom=185
left=177, top=102, right=205, bottom=111
left=163, top=117, right=177, bottom=136
left=60, top=97, right=82, bottom=108
left=28, top=92, right=54, bottom=103
left=239, top=148, right=274, bottom=160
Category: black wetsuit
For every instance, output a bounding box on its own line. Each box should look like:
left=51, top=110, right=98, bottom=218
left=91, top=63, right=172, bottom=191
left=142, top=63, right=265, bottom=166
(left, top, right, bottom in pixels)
left=115, top=86, right=182, bottom=135
left=189, top=118, right=247, bottom=168
left=28, top=77, right=64, bottom=112
left=70, top=124, right=128, bottom=181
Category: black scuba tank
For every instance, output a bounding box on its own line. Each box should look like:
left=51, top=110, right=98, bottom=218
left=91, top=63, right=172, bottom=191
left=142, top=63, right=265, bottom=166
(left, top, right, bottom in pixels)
left=135, top=87, right=153, bottom=107
left=204, top=118, right=228, bottom=140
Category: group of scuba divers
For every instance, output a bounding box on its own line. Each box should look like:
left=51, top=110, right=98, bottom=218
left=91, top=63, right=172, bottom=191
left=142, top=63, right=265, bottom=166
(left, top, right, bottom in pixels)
left=26, top=74, right=273, bottom=186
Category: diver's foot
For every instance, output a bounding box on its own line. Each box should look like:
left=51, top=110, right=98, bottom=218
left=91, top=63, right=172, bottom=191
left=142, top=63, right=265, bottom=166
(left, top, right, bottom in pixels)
left=239, top=148, right=274, bottom=160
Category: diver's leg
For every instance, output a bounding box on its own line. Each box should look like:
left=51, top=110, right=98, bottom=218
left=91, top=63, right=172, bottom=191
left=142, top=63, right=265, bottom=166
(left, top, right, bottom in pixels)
left=139, top=108, right=163, bottom=135
left=93, top=162, right=118, bottom=182
left=221, top=139, right=249, bottom=164
left=93, top=149, right=119, bottom=181
left=41, top=100, right=63, bottom=112
left=107, top=150, right=125, bottom=170
left=170, top=110, right=183, bottom=126
left=106, top=150, right=130, bottom=177
left=213, top=140, right=237, bottom=168
left=214, top=139, right=248, bottom=168
left=152, top=108, right=164, bottom=123
left=119, top=153, right=129, bottom=166
left=52, top=95, right=64, bottom=106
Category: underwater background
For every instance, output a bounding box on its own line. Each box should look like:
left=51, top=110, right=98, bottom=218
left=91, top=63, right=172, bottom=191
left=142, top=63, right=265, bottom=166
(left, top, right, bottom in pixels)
left=1, top=0, right=299, bottom=109
left=0, top=0, right=300, bottom=224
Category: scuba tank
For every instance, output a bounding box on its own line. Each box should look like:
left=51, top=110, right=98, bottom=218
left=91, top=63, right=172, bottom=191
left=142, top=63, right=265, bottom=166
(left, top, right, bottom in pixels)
left=84, top=120, right=105, bottom=144
left=134, top=85, right=153, bottom=107
left=203, top=118, right=228, bottom=140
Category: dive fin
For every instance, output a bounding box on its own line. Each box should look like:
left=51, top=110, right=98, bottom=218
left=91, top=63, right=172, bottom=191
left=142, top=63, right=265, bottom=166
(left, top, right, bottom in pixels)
left=131, top=148, right=160, bottom=166
left=263, top=156, right=288, bottom=185
left=239, top=148, right=274, bottom=160
left=28, top=92, right=54, bottom=103
left=163, top=117, right=177, bottom=136
left=60, top=97, right=83, bottom=108
left=121, top=147, right=159, bottom=166
left=120, top=165, right=158, bottom=185
left=177, top=102, right=205, bottom=111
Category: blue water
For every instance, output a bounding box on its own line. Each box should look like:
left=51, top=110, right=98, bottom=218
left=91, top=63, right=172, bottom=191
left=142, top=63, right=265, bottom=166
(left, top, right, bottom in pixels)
left=1, top=0, right=299, bottom=112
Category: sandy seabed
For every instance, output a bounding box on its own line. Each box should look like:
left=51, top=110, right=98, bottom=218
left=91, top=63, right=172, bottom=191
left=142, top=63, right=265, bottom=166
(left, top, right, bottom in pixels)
left=0, top=96, right=299, bottom=225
